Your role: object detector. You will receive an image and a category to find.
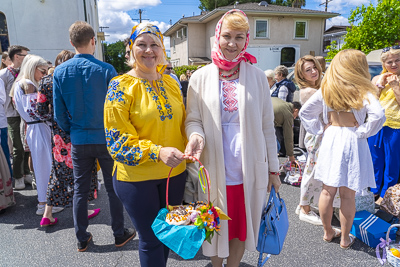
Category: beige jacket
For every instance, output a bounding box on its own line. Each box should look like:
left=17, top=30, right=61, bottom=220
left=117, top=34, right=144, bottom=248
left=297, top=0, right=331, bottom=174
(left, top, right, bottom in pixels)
left=185, top=61, right=280, bottom=258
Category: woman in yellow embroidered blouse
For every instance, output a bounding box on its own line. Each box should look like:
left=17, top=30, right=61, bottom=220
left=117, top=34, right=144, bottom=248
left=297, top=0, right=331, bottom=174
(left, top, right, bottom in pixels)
left=369, top=45, right=400, bottom=205
left=104, top=23, right=186, bottom=267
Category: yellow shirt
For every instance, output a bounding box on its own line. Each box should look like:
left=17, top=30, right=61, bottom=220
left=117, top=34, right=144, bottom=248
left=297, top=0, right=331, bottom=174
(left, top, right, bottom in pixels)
left=104, top=74, right=186, bottom=182
left=380, top=84, right=400, bottom=129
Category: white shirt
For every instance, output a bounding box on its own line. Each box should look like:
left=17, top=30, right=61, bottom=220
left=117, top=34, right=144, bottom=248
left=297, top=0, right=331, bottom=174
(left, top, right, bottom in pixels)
left=0, top=79, right=7, bottom=128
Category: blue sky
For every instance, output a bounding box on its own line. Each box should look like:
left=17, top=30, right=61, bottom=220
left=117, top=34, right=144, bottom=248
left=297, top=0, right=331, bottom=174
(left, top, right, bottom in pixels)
left=98, top=0, right=378, bottom=48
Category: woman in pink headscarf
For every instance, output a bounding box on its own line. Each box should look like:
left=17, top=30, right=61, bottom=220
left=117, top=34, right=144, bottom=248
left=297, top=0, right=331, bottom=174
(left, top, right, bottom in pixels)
left=185, top=10, right=280, bottom=266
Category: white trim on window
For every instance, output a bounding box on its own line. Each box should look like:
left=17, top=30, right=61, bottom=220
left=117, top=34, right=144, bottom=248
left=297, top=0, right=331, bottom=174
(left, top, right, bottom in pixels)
left=172, top=38, right=176, bottom=53
left=254, top=18, right=270, bottom=39
left=293, top=19, right=309, bottom=39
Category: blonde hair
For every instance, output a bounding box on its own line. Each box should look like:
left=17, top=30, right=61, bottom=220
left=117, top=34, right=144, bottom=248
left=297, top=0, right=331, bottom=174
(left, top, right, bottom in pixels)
left=179, top=74, right=187, bottom=81
left=295, top=55, right=322, bottom=89
left=222, top=11, right=249, bottom=32
left=127, top=33, right=168, bottom=69
left=264, top=69, right=274, bottom=78
left=380, top=48, right=400, bottom=74
left=321, top=49, right=377, bottom=111
left=10, top=54, right=48, bottom=97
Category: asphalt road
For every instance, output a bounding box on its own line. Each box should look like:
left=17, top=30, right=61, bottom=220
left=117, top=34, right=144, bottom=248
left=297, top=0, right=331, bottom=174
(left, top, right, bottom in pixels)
left=0, top=168, right=387, bottom=267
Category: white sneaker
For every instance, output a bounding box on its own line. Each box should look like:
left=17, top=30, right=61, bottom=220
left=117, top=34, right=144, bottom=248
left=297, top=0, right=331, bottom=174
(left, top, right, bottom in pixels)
left=299, top=210, right=323, bottom=226
left=295, top=205, right=301, bottom=215
left=52, top=206, right=65, bottom=214
left=36, top=204, right=45, bottom=215
left=24, top=174, right=33, bottom=184
left=14, top=178, right=25, bottom=190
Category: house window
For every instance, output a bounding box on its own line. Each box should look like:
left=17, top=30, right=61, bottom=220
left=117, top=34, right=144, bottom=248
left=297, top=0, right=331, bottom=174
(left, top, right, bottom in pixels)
left=255, top=19, right=269, bottom=38
left=182, top=27, right=187, bottom=38
left=177, top=30, right=182, bottom=39
left=176, top=28, right=187, bottom=39
left=280, top=47, right=296, bottom=67
left=0, top=12, right=10, bottom=53
left=172, top=38, right=176, bottom=53
left=294, top=20, right=308, bottom=39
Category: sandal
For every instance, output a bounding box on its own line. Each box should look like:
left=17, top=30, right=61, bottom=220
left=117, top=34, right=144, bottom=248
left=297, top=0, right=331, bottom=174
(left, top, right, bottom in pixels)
left=340, top=235, right=356, bottom=249
left=323, top=227, right=341, bottom=242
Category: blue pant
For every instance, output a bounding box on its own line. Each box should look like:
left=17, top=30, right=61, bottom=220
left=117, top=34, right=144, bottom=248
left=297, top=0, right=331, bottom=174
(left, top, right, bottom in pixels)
left=71, top=144, right=125, bottom=242
left=113, top=170, right=187, bottom=267
left=0, top=127, right=12, bottom=177
left=368, top=127, right=400, bottom=198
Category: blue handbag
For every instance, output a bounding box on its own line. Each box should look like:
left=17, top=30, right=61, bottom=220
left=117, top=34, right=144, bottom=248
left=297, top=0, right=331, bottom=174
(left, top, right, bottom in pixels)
left=256, top=186, right=289, bottom=266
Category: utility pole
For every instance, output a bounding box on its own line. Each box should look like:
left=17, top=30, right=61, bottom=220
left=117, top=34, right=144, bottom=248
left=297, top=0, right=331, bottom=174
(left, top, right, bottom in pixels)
left=138, top=9, right=142, bottom=23
left=319, top=0, right=332, bottom=12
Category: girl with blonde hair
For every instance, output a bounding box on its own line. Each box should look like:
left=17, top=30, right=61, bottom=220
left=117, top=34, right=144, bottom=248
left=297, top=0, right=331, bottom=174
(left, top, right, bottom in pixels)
left=12, top=55, right=51, bottom=216
left=368, top=46, right=400, bottom=204
left=300, top=49, right=385, bottom=249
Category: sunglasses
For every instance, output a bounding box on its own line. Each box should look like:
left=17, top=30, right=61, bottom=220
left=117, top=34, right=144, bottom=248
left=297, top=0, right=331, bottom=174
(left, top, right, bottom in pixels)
left=166, top=67, right=173, bottom=70
left=17, top=53, right=27, bottom=57
left=125, top=51, right=130, bottom=56
left=37, top=68, right=47, bottom=75
left=382, top=45, right=400, bottom=53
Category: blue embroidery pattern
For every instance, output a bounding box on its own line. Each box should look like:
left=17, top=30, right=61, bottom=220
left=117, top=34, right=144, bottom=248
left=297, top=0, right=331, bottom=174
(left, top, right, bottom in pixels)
left=149, top=145, right=161, bottom=162
left=105, top=127, right=143, bottom=166
left=142, top=79, right=173, bottom=121
left=106, top=80, right=125, bottom=103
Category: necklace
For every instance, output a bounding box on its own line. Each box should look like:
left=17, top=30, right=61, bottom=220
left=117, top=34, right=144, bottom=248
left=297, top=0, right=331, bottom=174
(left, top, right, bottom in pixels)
left=219, top=66, right=240, bottom=78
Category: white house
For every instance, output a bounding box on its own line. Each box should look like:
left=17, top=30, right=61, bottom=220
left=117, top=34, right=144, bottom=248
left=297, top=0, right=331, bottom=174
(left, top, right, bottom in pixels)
left=164, top=2, right=338, bottom=70
left=323, top=25, right=351, bottom=55
left=0, top=0, right=103, bottom=62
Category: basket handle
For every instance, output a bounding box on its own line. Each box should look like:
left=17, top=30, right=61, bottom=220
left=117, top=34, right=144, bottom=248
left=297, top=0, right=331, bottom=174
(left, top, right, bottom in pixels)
left=386, top=224, right=400, bottom=245
left=289, top=160, right=302, bottom=176
left=165, top=157, right=211, bottom=208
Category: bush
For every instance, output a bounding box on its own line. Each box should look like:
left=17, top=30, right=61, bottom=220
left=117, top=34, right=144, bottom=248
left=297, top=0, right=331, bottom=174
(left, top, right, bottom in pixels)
left=173, top=65, right=201, bottom=78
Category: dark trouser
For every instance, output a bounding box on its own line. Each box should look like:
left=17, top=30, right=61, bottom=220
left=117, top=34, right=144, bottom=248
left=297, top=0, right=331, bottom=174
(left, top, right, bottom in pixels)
left=71, top=144, right=125, bottom=242
left=113, top=171, right=187, bottom=267
left=275, top=127, right=286, bottom=156
left=0, top=127, right=12, bottom=176
left=7, top=116, right=29, bottom=178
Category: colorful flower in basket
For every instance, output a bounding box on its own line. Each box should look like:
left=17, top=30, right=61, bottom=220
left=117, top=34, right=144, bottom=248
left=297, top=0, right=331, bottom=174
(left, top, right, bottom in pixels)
left=192, top=202, right=227, bottom=243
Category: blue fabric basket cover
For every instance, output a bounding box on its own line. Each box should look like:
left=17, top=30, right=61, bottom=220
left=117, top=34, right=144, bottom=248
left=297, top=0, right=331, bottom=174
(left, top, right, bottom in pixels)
left=151, top=208, right=206, bottom=260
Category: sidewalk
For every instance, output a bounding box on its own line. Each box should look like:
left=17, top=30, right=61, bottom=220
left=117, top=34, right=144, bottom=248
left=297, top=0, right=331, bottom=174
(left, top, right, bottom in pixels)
left=0, top=171, right=383, bottom=266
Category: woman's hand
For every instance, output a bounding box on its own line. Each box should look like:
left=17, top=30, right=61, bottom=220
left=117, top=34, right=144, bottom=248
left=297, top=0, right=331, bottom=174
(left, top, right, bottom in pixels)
left=268, top=174, right=281, bottom=193
left=184, top=134, right=204, bottom=161
left=387, top=74, right=400, bottom=90
left=159, top=147, right=185, bottom=168
left=377, top=72, right=393, bottom=88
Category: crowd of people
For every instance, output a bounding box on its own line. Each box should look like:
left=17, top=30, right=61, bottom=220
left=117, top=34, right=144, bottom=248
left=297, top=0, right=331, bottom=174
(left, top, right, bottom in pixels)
left=0, top=7, right=399, bottom=267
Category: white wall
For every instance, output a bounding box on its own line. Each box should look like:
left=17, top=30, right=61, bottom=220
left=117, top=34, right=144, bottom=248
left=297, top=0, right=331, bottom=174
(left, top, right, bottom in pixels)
left=0, top=0, right=102, bottom=62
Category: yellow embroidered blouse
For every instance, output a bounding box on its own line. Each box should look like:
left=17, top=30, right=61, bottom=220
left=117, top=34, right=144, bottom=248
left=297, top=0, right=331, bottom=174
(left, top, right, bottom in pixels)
left=380, top=84, right=400, bottom=129
left=104, top=74, right=186, bottom=182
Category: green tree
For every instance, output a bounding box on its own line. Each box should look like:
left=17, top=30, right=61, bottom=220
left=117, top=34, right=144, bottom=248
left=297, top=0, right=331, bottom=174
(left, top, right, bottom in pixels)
left=339, top=0, right=400, bottom=55
left=104, top=41, right=130, bottom=74
left=199, top=0, right=305, bottom=11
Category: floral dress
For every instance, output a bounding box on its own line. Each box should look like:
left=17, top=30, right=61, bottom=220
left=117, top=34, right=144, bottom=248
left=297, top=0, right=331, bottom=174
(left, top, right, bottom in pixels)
left=0, top=145, right=15, bottom=210
left=36, top=75, right=98, bottom=207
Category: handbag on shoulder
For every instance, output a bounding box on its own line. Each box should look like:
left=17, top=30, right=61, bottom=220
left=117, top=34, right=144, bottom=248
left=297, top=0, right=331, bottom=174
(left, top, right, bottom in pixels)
left=256, top=186, right=289, bottom=266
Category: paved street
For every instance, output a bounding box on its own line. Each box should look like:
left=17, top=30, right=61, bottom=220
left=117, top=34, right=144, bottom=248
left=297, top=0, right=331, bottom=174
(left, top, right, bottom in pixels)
left=0, top=169, right=387, bottom=267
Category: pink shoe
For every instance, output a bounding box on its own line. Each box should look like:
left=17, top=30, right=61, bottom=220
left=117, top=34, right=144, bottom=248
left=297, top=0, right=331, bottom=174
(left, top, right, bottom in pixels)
left=40, top=217, right=58, bottom=227
left=88, top=208, right=100, bottom=219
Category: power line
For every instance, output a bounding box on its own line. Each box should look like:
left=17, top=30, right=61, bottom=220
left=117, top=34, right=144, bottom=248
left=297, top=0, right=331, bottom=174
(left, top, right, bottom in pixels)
left=319, top=0, right=333, bottom=12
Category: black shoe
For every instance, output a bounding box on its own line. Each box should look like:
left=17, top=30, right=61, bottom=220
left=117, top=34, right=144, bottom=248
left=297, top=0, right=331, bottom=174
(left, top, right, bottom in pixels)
left=115, top=228, right=136, bottom=248
left=77, top=233, right=92, bottom=252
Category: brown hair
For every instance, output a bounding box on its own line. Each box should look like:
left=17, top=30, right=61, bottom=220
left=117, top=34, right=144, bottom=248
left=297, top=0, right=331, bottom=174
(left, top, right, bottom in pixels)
left=1, top=52, right=9, bottom=69
left=55, top=50, right=75, bottom=67
left=69, top=21, right=95, bottom=48
left=8, top=45, right=30, bottom=61
left=321, top=49, right=377, bottom=111
left=315, top=56, right=326, bottom=72
left=222, top=11, right=249, bottom=32
left=294, top=55, right=322, bottom=89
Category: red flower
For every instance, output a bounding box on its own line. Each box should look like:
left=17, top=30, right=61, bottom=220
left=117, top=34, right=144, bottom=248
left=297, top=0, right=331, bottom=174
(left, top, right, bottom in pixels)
left=37, top=92, right=47, bottom=103
left=53, top=134, right=73, bottom=169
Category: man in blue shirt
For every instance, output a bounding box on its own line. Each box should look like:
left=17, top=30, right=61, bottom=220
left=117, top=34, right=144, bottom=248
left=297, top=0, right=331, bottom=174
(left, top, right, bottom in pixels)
left=53, top=21, right=135, bottom=252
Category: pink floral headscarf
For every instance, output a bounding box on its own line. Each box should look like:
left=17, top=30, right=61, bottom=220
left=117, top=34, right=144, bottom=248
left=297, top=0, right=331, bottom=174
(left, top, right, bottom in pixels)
left=211, top=9, right=257, bottom=71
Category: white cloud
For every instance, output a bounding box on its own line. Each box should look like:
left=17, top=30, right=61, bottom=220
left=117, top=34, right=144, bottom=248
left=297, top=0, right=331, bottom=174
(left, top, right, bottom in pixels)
left=98, top=0, right=171, bottom=51
left=317, top=0, right=378, bottom=14
left=326, top=16, right=350, bottom=29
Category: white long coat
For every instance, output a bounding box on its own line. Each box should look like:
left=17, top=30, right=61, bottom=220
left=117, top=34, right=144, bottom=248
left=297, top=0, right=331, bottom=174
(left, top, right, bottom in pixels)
left=185, top=61, right=280, bottom=258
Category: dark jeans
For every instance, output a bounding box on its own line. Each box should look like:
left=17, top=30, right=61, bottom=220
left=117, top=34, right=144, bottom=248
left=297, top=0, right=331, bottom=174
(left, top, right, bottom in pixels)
left=7, top=116, right=29, bottom=178
left=0, top=127, right=12, bottom=176
left=71, top=144, right=125, bottom=242
left=113, top=170, right=187, bottom=267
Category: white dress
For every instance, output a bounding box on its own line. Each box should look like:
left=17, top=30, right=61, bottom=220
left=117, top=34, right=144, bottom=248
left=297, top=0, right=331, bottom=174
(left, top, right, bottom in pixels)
left=299, top=90, right=385, bottom=193
left=14, top=79, right=52, bottom=203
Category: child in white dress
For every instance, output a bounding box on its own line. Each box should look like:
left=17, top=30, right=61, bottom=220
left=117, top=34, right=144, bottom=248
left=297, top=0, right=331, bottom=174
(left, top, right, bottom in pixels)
left=299, top=49, right=385, bottom=249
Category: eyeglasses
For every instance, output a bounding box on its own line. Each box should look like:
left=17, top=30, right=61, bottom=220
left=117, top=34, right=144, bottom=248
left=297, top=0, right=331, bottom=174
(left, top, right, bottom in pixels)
left=17, top=53, right=27, bottom=57
left=166, top=67, right=173, bottom=70
left=37, top=68, right=47, bottom=75
left=382, top=45, right=400, bottom=53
